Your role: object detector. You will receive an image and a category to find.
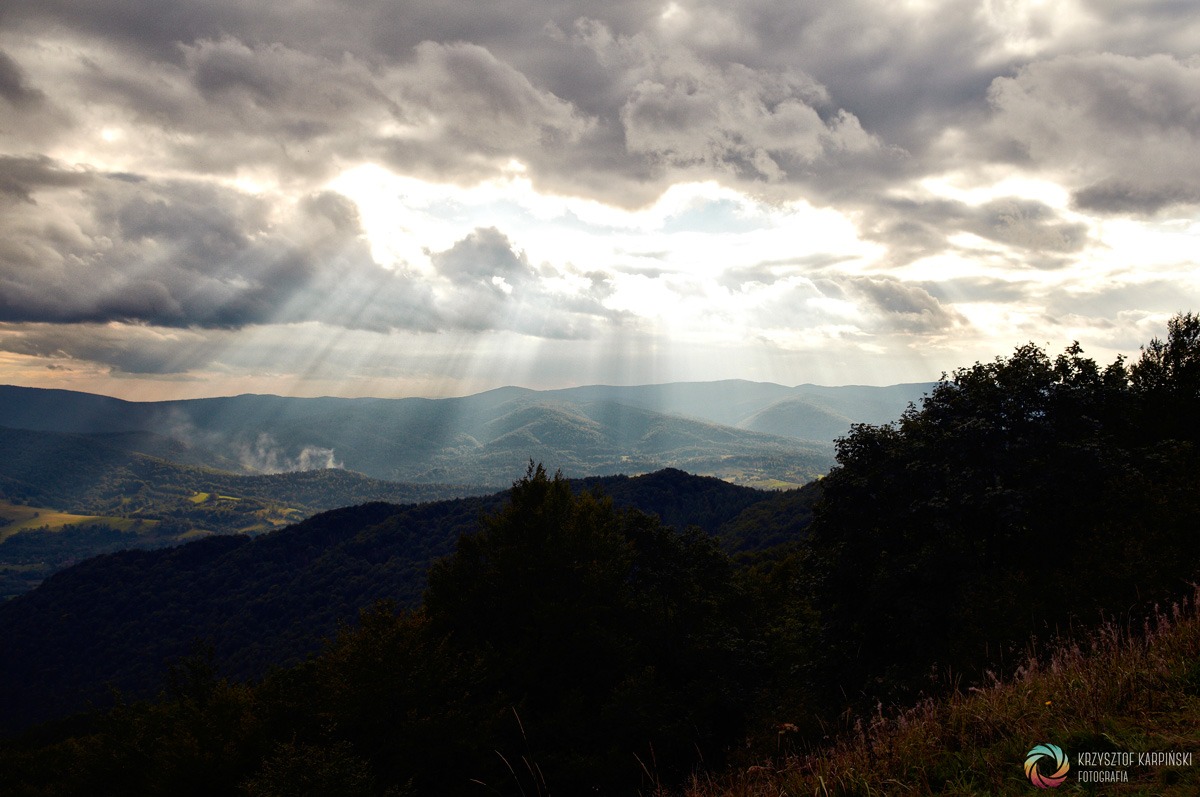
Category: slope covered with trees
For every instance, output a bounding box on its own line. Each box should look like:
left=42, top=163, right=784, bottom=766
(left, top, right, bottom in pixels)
left=4, top=315, right=1200, bottom=795
left=810, top=315, right=1200, bottom=705
left=0, top=468, right=788, bottom=735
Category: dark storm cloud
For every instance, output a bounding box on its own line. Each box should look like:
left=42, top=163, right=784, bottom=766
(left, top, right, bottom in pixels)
left=0, top=49, right=71, bottom=151
left=846, top=276, right=963, bottom=334
left=2, top=0, right=1197, bottom=377
left=0, top=153, right=625, bottom=348
left=0, top=50, right=44, bottom=107
left=3, top=0, right=656, bottom=71
left=3, top=0, right=918, bottom=204
left=861, top=195, right=1089, bottom=266
left=0, top=168, right=439, bottom=331
left=1076, top=0, right=1200, bottom=56
left=1071, top=181, right=1200, bottom=215
left=56, top=36, right=405, bottom=181
left=0, top=322, right=224, bottom=374
left=430, top=227, right=622, bottom=339
left=988, top=52, right=1200, bottom=214
left=550, top=15, right=915, bottom=200
left=6, top=0, right=1196, bottom=215
left=673, top=0, right=1006, bottom=156
left=179, top=36, right=409, bottom=146
left=432, top=227, right=535, bottom=285
left=0, top=155, right=91, bottom=203
left=39, top=29, right=595, bottom=188
left=386, top=39, right=592, bottom=171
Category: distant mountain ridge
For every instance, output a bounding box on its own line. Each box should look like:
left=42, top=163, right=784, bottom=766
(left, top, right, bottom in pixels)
left=0, top=380, right=931, bottom=487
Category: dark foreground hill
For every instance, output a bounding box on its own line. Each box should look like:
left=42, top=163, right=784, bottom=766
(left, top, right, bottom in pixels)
left=0, top=468, right=810, bottom=735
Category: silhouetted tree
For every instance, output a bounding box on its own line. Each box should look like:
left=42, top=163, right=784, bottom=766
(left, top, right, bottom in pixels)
left=1131, top=311, right=1200, bottom=441
left=424, top=462, right=751, bottom=791
left=810, top=323, right=1200, bottom=704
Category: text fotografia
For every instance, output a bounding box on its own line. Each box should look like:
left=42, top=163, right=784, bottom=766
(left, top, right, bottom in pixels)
left=1076, top=769, right=1128, bottom=784
left=1072, top=750, right=1194, bottom=784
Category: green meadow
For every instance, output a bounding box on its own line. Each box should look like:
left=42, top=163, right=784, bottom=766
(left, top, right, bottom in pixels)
left=0, top=500, right=156, bottom=542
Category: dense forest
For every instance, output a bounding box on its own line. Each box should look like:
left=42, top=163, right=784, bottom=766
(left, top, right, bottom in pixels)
left=0, top=469, right=788, bottom=734
left=3, top=314, right=1200, bottom=794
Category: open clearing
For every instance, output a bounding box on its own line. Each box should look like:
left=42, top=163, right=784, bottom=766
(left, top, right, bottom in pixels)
left=0, top=501, right=155, bottom=542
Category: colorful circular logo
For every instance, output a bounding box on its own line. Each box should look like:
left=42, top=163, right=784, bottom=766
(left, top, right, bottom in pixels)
left=1025, top=743, right=1070, bottom=788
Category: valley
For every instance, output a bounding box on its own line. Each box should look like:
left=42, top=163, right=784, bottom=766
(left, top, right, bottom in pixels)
left=0, top=379, right=925, bottom=598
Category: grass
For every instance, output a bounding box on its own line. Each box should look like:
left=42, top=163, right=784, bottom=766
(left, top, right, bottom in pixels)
left=685, top=590, right=1200, bottom=797
left=0, top=500, right=157, bottom=541
left=737, top=477, right=807, bottom=490
left=176, top=528, right=214, bottom=540
left=188, top=491, right=243, bottom=503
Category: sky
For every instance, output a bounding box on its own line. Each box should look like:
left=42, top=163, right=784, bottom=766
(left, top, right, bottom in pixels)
left=1, top=0, right=1198, bottom=400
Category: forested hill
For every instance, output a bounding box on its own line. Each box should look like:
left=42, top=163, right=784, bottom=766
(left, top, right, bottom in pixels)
left=0, top=468, right=811, bottom=735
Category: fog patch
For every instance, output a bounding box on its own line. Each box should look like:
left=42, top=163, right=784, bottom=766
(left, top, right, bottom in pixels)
left=237, top=433, right=342, bottom=474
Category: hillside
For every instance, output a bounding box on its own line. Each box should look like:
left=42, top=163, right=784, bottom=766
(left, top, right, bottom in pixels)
left=0, top=468, right=793, bottom=734
left=0, top=426, right=482, bottom=517
left=87, top=429, right=249, bottom=472
left=689, top=592, right=1200, bottom=796
left=0, top=425, right=490, bottom=598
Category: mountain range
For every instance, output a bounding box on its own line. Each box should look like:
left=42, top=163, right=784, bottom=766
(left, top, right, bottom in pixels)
left=0, top=380, right=931, bottom=487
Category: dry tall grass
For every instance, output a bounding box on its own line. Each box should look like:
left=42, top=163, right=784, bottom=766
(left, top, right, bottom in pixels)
left=684, top=589, right=1200, bottom=796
